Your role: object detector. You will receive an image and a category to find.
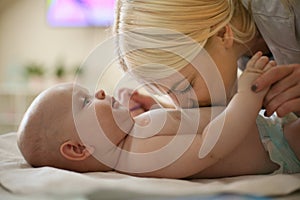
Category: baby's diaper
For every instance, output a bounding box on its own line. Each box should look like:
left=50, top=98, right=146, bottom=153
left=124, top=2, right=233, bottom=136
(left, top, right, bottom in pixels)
left=256, top=113, right=300, bottom=174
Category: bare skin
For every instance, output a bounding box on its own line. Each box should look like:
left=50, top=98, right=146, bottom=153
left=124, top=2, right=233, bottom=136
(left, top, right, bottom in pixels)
left=119, top=111, right=278, bottom=178
left=18, top=54, right=300, bottom=178
left=102, top=53, right=299, bottom=178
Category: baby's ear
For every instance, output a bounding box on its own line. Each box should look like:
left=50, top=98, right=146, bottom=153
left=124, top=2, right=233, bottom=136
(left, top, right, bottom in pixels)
left=60, top=140, right=93, bottom=161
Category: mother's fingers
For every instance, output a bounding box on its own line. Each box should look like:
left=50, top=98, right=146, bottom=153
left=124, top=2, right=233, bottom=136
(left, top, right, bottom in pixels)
left=264, top=72, right=298, bottom=104
left=252, top=65, right=294, bottom=92
left=268, top=98, right=300, bottom=118
left=264, top=85, right=300, bottom=117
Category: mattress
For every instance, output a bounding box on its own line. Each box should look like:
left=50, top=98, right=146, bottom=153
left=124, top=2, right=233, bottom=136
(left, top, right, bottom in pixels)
left=0, top=132, right=299, bottom=200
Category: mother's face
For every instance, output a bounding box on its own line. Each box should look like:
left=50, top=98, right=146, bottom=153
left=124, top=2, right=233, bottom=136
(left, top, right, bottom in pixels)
left=145, top=58, right=237, bottom=108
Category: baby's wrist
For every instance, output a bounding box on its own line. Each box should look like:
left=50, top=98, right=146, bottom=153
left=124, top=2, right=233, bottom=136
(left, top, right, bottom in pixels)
left=235, top=91, right=264, bottom=107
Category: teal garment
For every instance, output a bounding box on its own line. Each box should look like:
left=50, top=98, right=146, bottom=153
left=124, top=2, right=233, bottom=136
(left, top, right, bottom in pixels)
left=256, top=113, right=300, bottom=174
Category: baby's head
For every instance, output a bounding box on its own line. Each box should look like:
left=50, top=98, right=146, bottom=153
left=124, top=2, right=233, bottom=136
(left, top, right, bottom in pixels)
left=17, top=83, right=134, bottom=172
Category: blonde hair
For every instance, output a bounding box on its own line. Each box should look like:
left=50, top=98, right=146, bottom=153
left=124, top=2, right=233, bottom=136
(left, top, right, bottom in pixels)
left=114, top=0, right=256, bottom=79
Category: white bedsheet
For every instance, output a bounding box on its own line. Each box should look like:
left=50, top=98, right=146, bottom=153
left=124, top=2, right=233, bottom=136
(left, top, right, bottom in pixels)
left=0, top=132, right=300, bottom=200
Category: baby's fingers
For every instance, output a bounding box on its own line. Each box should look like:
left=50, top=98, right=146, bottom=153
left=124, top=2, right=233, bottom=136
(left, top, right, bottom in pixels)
left=117, top=88, right=134, bottom=103
left=246, top=51, right=263, bottom=69
left=254, top=56, right=269, bottom=70
left=263, top=60, right=276, bottom=72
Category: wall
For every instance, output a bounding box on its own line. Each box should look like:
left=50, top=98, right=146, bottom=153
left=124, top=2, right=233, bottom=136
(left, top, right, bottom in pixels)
left=0, top=0, right=120, bottom=89
left=0, top=0, right=124, bottom=134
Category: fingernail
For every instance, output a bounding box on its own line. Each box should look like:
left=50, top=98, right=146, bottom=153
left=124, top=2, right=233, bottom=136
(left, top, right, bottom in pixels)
left=270, top=60, right=276, bottom=66
left=255, top=51, right=262, bottom=57
left=251, top=84, right=257, bottom=92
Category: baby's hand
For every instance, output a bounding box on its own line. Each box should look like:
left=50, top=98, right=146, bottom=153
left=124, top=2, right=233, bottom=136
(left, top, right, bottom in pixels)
left=117, top=88, right=145, bottom=117
left=238, top=52, right=276, bottom=99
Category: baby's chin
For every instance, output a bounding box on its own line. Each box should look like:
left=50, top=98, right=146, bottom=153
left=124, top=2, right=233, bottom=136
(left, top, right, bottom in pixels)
left=112, top=107, right=135, bottom=134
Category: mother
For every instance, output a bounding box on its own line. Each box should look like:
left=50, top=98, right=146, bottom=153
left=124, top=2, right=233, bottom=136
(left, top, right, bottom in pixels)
left=113, top=0, right=300, bottom=116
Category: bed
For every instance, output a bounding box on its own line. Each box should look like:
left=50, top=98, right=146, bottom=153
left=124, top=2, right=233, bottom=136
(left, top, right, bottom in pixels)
left=1, top=132, right=300, bottom=200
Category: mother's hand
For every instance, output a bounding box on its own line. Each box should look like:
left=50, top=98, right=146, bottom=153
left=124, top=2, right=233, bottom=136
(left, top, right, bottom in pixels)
left=252, top=64, right=300, bottom=117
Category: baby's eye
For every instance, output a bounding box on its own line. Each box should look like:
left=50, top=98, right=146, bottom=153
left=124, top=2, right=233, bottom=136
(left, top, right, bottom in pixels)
left=83, top=97, right=92, bottom=106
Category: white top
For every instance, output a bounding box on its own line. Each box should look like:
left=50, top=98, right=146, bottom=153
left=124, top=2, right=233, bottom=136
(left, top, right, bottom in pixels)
left=242, top=0, right=300, bottom=65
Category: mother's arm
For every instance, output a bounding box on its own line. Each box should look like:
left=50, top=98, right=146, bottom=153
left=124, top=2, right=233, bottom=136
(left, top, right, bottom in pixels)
left=251, top=64, right=300, bottom=117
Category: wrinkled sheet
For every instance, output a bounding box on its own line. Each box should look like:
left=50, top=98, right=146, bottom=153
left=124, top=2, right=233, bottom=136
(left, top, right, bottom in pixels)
left=0, top=132, right=299, bottom=199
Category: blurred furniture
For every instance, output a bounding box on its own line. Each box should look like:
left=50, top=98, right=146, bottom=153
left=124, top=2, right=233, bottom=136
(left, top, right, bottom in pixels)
left=0, top=86, right=37, bottom=134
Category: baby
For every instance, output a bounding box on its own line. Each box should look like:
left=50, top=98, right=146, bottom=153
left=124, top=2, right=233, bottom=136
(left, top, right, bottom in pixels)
left=17, top=53, right=300, bottom=178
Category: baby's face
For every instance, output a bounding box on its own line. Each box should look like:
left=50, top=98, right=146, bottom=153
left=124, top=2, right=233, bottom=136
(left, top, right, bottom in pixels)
left=72, top=84, right=134, bottom=143
left=48, top=83, right=134, bottom=151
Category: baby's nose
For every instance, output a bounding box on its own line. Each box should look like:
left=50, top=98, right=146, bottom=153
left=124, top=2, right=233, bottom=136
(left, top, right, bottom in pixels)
left=95, top=89, right=106, bottom=99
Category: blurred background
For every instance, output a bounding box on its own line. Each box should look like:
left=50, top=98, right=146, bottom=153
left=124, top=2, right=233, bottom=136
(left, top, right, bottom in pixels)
left=0, top=0, right=122, bottom=134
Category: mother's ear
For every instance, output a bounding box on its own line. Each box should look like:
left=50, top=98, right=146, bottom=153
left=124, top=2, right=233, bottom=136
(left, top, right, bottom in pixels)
left=60, top=140, right=94, bottom=161
left=217, top=24, right=234, bottom=49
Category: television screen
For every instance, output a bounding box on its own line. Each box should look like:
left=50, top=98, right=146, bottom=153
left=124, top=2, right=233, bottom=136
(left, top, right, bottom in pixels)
left=47, top=0, right=115, bottom=27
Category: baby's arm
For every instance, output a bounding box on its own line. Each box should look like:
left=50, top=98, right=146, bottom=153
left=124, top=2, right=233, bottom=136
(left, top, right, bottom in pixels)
left=118, top=52, right=275, bottom=178
left=199, top=52, right=276, bottom=159
left=132, top=106, right=224, bottom=137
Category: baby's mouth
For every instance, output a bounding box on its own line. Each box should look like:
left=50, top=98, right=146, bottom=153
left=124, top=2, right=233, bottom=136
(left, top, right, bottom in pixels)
left=112, top=97, right=119, bottom=108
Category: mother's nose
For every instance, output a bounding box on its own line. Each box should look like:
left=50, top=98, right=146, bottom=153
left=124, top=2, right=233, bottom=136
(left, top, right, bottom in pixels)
left=95, top=89, right=106, bottom=99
